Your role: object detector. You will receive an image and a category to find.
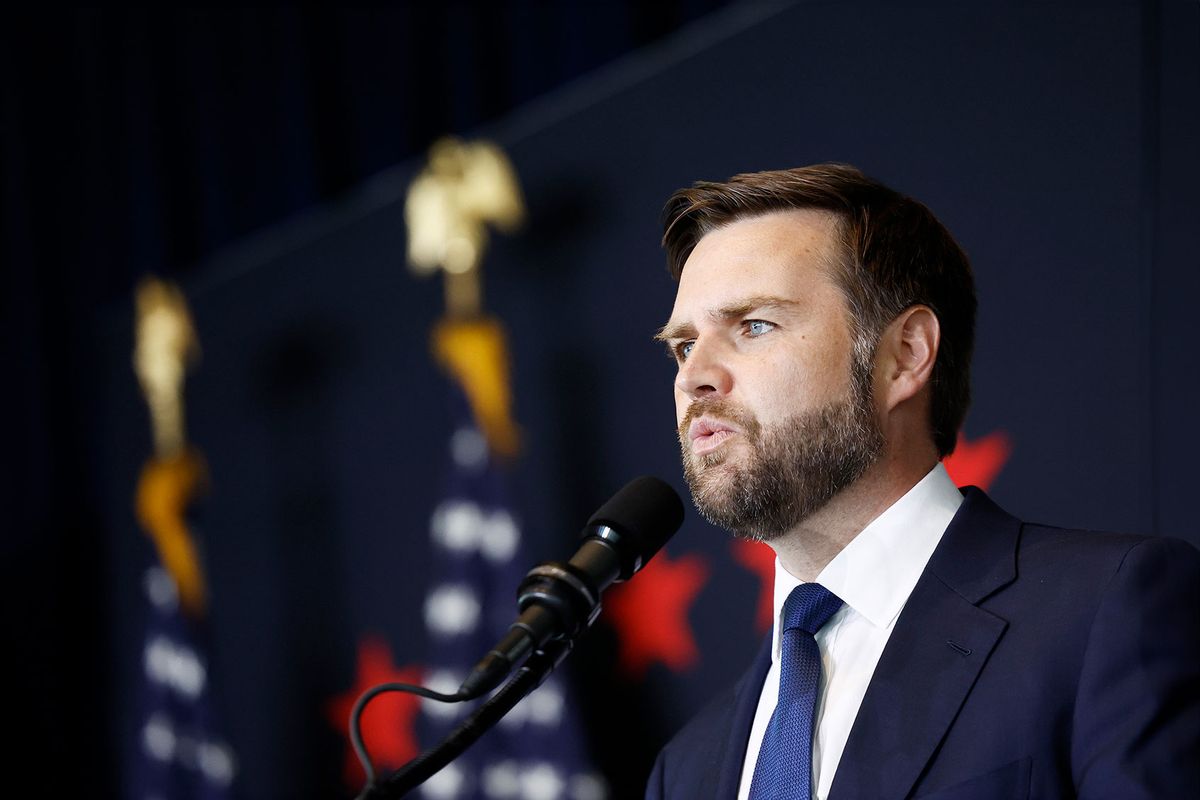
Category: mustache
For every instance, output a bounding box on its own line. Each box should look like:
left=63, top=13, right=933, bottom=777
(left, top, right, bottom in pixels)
left=678, top=398, right=760, bottom=441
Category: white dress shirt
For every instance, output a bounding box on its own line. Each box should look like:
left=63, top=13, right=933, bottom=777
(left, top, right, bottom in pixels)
left=737, top=463, right=964, bottom=800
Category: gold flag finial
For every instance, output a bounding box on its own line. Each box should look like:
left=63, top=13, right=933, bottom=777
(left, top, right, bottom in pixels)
left=405, top=137, right=525, bottom=457
left=134, top=276, right=200, bottom=459
left=133, top=276, right=208, bottom=618
left=404, top=136, right=525, bottom=317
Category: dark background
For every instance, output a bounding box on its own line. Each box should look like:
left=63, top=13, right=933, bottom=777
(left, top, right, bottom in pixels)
left=4, top=2, right=1198, bottom=797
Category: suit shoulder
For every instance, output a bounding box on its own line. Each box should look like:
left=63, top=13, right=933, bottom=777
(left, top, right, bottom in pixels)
left=960, top=488, right=1199, bottom=570
left=1017, top=522, right=1200, bottom=574
left=1003, top=525, right=1200, bottom=626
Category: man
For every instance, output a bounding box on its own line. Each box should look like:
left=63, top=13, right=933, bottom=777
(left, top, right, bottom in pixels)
left=645, top=164, right=1200, bottom=799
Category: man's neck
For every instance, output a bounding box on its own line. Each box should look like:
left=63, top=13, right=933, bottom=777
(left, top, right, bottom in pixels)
left=769, top=454, right=940, bottom=582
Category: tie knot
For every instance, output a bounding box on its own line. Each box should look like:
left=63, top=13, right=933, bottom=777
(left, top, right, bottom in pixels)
left=781, top=583, right=843, bottom=635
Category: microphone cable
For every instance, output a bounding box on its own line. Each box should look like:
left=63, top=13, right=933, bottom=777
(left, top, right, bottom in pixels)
left=349, top=681, right=467, bottom=788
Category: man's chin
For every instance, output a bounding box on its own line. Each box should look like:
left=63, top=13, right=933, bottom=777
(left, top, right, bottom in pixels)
left=684, top=458, right=741, bottom=498
left=686, top=468, right=757, bottom=523
left=685, top=463, right=831, bottom=542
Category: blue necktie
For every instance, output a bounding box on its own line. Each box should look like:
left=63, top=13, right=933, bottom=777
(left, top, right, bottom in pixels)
left=748, top=583, right=844, bottom=800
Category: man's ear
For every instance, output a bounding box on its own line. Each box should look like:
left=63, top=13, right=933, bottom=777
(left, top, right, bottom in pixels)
left=876, top=305, right=939, bottom=413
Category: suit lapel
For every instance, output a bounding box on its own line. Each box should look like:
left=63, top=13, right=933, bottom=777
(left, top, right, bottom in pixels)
left=828, top=489, right=1020, bottom=800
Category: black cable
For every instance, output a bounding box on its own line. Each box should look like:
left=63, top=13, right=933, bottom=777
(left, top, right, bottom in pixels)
left=349, top=681, right=467, bottom=788
left=364, top=640, right=572, bottom=799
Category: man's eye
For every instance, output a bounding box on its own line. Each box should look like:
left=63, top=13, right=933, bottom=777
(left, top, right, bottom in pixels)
left=677, top=341, right=695, bottom=360
left=746, top=320, right=775, bottom=336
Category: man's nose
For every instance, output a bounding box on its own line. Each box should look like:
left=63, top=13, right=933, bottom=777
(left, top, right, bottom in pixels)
left=675, top=338, right=732, bottom=398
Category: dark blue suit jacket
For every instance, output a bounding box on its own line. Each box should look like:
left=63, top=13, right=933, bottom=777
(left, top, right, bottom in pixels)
left=646, top=488, right=1200, bottom=799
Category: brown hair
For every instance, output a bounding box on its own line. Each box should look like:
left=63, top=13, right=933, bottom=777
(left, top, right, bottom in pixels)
left=661, top=163, right=975, bottom=457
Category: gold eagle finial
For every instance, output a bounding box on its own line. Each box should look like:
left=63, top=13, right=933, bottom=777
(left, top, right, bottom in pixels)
left=405, top=138, right=526, bottom=458
left=404, top=136, right=525, bottom=317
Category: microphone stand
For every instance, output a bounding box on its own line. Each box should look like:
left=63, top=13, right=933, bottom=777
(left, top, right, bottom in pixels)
left=359, top=638, right=574, bottom=799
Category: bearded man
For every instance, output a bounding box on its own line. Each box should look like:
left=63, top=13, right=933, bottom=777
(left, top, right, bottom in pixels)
left=646, top=164, right=1200, bottom=800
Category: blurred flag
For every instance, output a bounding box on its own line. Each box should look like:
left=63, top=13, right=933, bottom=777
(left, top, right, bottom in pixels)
left=129, top=278, right=236, bottom=799
left=415, top=319, right=606, bottom=800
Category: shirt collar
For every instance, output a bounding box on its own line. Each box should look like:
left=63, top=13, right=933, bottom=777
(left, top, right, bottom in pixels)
left=770, top=463, right=964, bottom=657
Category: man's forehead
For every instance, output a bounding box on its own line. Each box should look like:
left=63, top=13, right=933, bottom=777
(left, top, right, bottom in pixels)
left=663, top=210, right=843, bottom=320
left=678, top=209, right=841, bottom=287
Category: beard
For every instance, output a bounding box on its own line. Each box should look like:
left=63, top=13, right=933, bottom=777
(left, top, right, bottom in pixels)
left=678, top=362, right=884, bottom=541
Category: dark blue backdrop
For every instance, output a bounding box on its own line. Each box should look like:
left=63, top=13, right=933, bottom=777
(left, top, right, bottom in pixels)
left=7, top=2, right=1199, bottom=798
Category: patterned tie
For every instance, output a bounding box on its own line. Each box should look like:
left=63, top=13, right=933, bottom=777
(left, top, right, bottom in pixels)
left=748, top=583, right=844, bottom=800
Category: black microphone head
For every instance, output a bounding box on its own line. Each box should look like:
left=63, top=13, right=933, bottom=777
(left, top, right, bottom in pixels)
left=585, top=476, right=684, bottom=580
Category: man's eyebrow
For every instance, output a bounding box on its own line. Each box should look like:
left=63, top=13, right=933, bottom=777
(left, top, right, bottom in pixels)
left=653, top=320, right=695, bottom=343
left=653, top=295, right=799, bottom=342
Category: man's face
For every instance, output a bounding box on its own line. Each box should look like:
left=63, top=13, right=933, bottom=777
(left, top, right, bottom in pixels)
left=659, top=209, right=884, bottom=540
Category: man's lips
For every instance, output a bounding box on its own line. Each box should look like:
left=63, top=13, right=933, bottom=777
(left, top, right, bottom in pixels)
left=688, top=417, right=739, bottom=455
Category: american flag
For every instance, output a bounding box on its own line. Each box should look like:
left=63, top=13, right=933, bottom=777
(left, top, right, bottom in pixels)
left=415, top=386, right=606, bottom=800
left=131, top=558, right=237, bottom=800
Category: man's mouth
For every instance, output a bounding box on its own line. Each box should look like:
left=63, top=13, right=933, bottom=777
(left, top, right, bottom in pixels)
left=688, top=417, right=739, bottom=455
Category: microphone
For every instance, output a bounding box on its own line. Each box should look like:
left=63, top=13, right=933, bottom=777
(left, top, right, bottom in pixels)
left=458, top=476, right=684, bottom=699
